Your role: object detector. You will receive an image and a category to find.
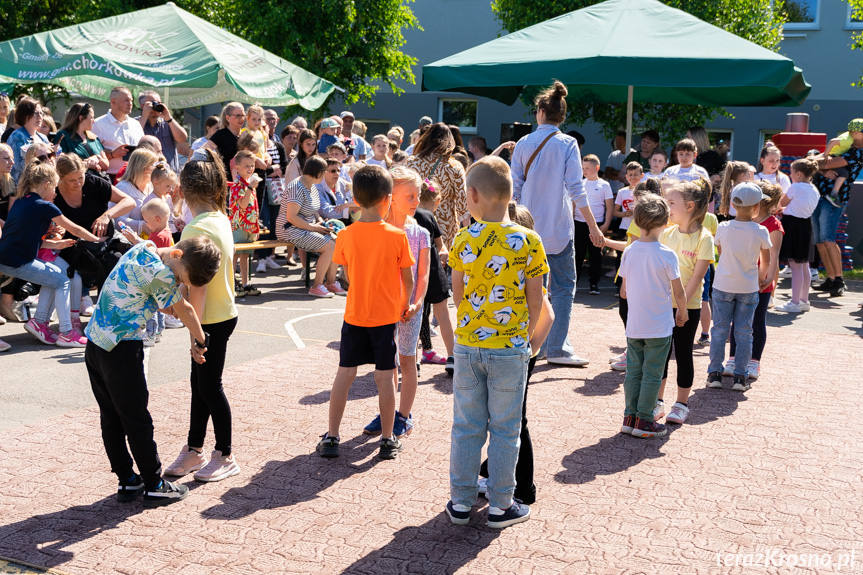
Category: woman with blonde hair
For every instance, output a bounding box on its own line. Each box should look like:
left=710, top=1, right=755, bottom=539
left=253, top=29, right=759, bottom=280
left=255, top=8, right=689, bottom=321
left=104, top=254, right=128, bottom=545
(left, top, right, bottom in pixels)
left=113, top=148, right=159, bottom=234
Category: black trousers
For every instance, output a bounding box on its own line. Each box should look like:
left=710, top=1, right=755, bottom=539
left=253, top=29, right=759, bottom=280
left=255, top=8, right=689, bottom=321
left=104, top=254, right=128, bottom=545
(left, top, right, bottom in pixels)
left=574, top=220, right=604, bottom=286
left=188, top=316, right=237, bottom=455
left=480, top=355, right=537, bottom=504
left=662, top=308, right=702, bottom=389
left=86, top=340, right=162, bottom=489
left=420, top=301, right=433, bottom=351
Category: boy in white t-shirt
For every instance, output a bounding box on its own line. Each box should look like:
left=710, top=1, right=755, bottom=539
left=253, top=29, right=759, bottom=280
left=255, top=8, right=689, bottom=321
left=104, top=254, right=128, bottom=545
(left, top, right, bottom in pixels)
left=619, top=194, right=687, bottom=438
left=642, top=149, right=668, bottom=181
left=578, top=154, right=613, bottom=294
left=706, top=183, right=772, bottom=392
left=613, top=161, right=642, bottom=235
left=663, top=139, right=709, bottom=182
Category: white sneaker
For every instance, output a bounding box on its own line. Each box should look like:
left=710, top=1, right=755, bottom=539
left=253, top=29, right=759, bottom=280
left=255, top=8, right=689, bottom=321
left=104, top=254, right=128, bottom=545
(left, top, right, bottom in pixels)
left=779, top=266, right=792, bottom=278
left=299, top=269, right=307, bottom=281
left=610, top=358, right=627, bottom=371
left=722, top=358, right=735, bottom=377
left=547, top=355, right=590, bottom=367
left=165, top=445, right=209, bottom=477
left=747, top=360, right=760, bottom=380
left=163, top=315, right=184, bottom=329
left=609, top=351, right=626, bottom=364
left=666, top=403, right=690, bottom=424
left=256, top=260, right=267, bottom=274
left=265, top=255, right=281, bottom=270
left=768, top=296, right=775, bottom=309
left=80, top=295, right=95, bottom=317
left=430, top=326, right=440, bottom=338
left=653, top=400, right=665, bottom=421
left=810, top=269, right=820, bottom=281
left=799, top=301, right=811, bottom=312
left=193, top=450, right=240, bottom=482
left=143, top=334, right=156, bottom=347
left=775, top=301, right=805, bottom=313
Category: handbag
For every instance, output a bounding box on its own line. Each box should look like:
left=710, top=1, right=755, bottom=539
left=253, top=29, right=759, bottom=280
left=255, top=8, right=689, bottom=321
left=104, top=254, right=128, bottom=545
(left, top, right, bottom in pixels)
left=267, top=177, right=286, bottom=205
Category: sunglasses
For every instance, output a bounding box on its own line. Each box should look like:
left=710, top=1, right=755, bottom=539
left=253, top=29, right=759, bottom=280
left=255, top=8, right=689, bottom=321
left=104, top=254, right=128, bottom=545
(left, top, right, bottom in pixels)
left=326, top=169, right=340, bottom=174
left=36, top=154, right=51, bottom=162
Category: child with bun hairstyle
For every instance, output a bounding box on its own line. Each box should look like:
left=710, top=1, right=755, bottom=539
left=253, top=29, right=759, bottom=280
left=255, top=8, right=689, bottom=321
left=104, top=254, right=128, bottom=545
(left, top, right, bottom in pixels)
left=727, top=181, right=783, bottom=381
left=774, top=158, right=820, bottom=314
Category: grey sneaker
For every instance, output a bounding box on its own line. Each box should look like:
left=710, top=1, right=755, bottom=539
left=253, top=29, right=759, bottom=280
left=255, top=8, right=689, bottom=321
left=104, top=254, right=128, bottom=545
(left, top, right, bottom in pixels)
left=378, top=437, right=403, bottom=460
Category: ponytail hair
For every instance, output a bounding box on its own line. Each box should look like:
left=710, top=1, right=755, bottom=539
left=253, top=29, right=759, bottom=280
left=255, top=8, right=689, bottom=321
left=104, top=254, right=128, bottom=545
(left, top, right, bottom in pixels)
left=669, top=179, right=711, bottom=227
left=180, top=148, right=228, bottom=213
left=534, top=80, right=568, bottom=125
left=718, top=161, right=752, bottom=216
left=17, top=162, right=58, bottom=199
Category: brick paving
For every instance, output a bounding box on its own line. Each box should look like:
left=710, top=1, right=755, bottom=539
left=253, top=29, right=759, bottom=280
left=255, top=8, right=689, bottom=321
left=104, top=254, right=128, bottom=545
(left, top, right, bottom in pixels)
left=0, top=302, right=861, bottom=574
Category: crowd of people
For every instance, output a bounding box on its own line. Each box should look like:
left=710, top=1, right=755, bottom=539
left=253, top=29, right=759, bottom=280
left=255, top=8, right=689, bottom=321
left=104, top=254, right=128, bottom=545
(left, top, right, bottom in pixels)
left=0, top=82, right=860, bottom=524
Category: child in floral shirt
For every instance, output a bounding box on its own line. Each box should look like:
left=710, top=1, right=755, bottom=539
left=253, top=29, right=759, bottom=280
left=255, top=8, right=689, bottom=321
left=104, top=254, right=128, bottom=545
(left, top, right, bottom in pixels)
left=229, top=150, right=261, bottom=297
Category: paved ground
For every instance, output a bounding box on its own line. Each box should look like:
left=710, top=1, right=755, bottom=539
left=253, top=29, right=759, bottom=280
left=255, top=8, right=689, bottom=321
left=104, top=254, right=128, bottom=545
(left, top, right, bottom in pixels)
left=1, top=262, right=862, bottom=574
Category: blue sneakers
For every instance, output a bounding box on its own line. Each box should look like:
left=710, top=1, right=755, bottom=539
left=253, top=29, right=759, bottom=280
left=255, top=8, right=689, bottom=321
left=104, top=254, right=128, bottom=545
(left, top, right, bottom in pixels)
left=446, top=500, right=470, bottom=526
left=363, top=414, right=382, bottom=436
left=393, top=411, right=414, bottom=438
left=487, top=500, right=531, bottom=529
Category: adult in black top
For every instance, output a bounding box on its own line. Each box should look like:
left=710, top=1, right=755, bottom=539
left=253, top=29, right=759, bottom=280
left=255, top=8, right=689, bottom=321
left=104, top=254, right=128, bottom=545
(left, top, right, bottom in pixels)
left=210, top=102, right=246, bottom=180
left=54, top=154, right=135, bottom=285
left=413, top=207, right=449, bottom=303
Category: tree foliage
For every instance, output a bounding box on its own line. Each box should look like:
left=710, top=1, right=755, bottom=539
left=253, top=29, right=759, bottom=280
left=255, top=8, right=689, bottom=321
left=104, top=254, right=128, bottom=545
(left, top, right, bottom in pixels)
left=0, top=0, right=420, bottom=113
left=490, top=0, right=786, bottom=143
left=847, top=0, right=863, bottom=87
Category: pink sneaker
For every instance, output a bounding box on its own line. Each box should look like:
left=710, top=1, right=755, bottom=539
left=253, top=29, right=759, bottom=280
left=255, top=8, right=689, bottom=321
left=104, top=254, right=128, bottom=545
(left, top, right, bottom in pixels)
left=325, top=281, right=348, bottom=295
left=193, top=450, right=240, bottom=482
left=24, top=319, right=57, bottom=345
left=308, top=284, right=334, bottom=298
left=57, top=329, right=87, bottom=348
left=71, top=317, right=83, bottom=332
left=165, top=445, right=209, bottom=477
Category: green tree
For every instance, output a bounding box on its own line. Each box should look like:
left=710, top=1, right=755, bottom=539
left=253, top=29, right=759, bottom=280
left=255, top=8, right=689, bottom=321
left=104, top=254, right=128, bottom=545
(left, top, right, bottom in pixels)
left=847, top=0, right=863, bottom=87
left=490, top=0, right=786, bottom=143
left=0, top=0, right=420, bottom=114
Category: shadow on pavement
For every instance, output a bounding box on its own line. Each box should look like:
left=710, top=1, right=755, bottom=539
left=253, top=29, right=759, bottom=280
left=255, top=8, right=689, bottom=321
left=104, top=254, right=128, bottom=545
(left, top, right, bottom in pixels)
left=0, top=496, right=143, bottom=570
left=573, top=370, right=624, bottom=397
left=555, top=432, right=671, bottom=485
left=340, top=510, right=501, bottom=575
left=685, top=385, right=747, bottom=425
left=298, top=372, right=380, bottom=405
left=201, top=435, right=382, bottom=520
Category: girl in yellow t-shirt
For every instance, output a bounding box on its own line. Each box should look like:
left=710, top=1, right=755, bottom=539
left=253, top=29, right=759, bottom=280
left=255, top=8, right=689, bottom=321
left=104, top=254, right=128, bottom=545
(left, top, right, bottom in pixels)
left=656, top=180, right=714, bottom=425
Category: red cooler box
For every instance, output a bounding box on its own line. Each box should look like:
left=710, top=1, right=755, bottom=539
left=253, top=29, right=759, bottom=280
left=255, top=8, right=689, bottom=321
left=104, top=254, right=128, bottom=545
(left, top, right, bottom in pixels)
left=771, top=132, right=827, bottom=157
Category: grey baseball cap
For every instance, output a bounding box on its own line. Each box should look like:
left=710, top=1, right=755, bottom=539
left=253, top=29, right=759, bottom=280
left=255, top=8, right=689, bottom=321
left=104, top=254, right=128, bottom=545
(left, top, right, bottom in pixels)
left=419, top=116, right=433, bottom=125
left=731, top=182, right=769, bottom=207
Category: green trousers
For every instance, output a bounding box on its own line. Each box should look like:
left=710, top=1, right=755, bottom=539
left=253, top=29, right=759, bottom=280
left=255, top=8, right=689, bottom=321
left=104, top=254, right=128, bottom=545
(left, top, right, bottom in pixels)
left=624, top=336, right=673, bottom=421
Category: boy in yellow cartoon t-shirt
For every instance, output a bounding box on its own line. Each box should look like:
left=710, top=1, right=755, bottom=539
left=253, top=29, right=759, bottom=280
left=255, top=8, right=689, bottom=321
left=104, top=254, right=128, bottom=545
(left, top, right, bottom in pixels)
left=445, top=156, right=549, bottom=530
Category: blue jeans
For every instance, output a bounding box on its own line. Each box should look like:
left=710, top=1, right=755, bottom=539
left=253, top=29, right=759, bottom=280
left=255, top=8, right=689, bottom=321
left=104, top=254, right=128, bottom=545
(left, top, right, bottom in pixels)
left=450, top=343, right=530, bottom=510
left=0, top=257, right=73, bottom=332
left=708, top=289, right=759, bottom=377
left=811, top=197, right=845, bottom=244
left=542, top=239, right=576, bottom=358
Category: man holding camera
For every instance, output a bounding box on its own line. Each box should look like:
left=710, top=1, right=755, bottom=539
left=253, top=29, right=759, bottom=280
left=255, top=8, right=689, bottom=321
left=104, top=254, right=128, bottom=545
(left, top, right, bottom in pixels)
left=137, top=90, right=188, bottom=172
left=92, top=87, right=146, bottom=178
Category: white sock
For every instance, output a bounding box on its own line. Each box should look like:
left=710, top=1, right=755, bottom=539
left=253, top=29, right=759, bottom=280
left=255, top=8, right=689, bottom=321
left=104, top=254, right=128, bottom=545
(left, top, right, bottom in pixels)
left=452, top=503, right=471, bottom=512
left=489, top=503, right=512, bottom=515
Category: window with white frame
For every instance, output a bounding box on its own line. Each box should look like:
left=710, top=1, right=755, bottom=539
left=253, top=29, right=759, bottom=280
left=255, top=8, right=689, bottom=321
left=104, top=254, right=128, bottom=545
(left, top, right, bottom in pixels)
left=783, top=0, right=819, bottom=29
left=847, top=3, right=863, bottom=29
left=707, top=129, right=734, bottom=161
left=759, top=129, right=782, bottom=150
left=439, top=98, right=477, bottom=134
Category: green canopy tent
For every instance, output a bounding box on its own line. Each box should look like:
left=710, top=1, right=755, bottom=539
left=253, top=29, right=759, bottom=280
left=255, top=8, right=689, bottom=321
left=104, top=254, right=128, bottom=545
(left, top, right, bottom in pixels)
left=0, top=2, right=337, bottom=110
left=422, top=0, right=810, bottom=148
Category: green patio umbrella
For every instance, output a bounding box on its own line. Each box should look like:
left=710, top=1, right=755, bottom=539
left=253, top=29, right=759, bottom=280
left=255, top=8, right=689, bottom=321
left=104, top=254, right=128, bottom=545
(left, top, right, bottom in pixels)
left=0, top=2, right=337, bottom=110
left=422, top=0, right=810, bottom=147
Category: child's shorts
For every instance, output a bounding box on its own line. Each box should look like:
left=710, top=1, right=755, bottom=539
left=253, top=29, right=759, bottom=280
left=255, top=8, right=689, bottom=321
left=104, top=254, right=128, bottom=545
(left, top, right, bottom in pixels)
left=339, top=321, right=397, bottom=370
left=232, top=228, right=257, bottom=244
left=702, top=264, right=714, bottom=302
left=397, top=305, right=423, bottom=356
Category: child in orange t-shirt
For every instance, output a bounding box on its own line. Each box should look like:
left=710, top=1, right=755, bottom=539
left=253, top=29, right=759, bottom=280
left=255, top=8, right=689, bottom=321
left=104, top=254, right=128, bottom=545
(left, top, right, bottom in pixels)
left=317, top=164, right=415, bottom=461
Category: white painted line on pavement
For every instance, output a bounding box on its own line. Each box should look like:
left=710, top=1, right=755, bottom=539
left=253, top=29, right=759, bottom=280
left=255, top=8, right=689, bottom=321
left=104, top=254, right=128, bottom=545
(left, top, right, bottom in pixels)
left=240, top=306, right=278, bottom=310
left=321, top=308, right=345, bottom=312
left=284, top=307, right=314, bottom=311
left=284, top=311, right=344, bottom=349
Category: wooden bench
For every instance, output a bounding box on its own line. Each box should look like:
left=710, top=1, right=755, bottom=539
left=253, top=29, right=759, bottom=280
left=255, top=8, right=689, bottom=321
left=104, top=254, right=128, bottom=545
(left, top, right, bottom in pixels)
left=234, top=240, right=312, bottom=288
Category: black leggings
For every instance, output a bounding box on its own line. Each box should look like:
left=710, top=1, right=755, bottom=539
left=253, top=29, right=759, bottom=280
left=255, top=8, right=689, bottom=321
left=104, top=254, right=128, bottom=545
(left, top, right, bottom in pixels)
left=730, top=291, right=771, bottom=361
left=188, top=316, right=237, bottom=455
left=662, top=308, right=702, bottom=388
left=420, top=301, right=433, bottom=351
left=480, top=355, right=537, bottom=505
left=574, top=220, right=604, bottom=285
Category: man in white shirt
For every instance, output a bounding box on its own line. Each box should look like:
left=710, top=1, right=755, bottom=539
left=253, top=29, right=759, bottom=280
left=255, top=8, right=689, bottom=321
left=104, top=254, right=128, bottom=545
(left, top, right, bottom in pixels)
left=605, top=131, right=634, bottom=195
left=92, top=87, right=145, bottom=177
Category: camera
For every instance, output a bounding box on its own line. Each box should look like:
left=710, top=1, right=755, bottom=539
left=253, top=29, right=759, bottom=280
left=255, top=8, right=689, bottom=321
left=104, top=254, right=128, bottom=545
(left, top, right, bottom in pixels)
left=152, top=102, right=166, bottom=113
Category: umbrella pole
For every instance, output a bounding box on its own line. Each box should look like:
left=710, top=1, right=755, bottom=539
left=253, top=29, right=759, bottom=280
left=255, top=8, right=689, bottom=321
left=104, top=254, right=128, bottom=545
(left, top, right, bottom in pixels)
left=625, top=85, right=633, bottom=152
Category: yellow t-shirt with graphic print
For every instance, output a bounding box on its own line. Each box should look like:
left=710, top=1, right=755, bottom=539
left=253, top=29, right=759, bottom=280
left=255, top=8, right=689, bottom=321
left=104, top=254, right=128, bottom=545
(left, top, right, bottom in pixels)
left=449, top=220, right=549, bottom=349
